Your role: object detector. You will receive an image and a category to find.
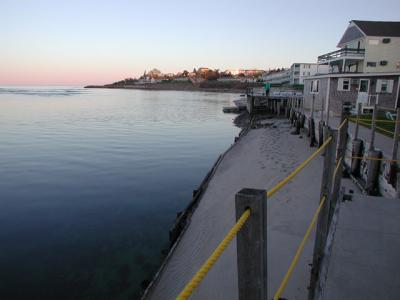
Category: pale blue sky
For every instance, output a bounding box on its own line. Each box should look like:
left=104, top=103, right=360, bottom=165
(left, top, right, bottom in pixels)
left=0, top=0, right=399, bottom=85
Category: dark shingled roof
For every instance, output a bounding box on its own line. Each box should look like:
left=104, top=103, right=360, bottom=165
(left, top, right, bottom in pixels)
left=353, top=20, right=400, bottom=37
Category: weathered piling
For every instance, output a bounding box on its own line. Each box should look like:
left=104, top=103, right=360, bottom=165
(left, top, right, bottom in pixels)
left=366, top=149, right=382, bottom=195
left=235, top=188, right=267, bottom=300
left=369, top=104, right=378, bottom=151
left=364, top=104, right=381, bottom=195
left=300, top=113, right=305, bottom=128
left=309, top=118, right=317, bottom=147
left=351, top=139, right=364, bottom=176
left=318, top=121, right=324, bottom=148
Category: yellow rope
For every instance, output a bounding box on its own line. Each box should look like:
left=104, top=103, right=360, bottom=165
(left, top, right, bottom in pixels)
left=176, top=132, right=333, bottom=299
left=267, top=137, right=332, bottom=198
left=176, top=209, right=251, bottom=300
left=357, top=119, right=372, bottom=127
left=273, top=196, right=326, bottom=300
left=338, top=119, right=348, bottom=130
left=347, top=156, right=400, bottom=163
left=349, top=118, right=400, bottom=124
left=375, top=125, right=394, bottom=136
left=351, top=118, right=395, bottom=136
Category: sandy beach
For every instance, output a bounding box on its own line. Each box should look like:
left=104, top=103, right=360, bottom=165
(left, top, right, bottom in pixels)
left=143, top=120, right=325, bottom=300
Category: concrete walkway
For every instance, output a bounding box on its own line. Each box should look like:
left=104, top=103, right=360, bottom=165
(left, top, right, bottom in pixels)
left=322, top=181, right=400, bottom=299
left=144, top=121, right=324, bottom=300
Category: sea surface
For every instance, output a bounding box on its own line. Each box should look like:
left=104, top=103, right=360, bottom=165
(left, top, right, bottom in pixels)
left=0, top=86, right=241, bottom=299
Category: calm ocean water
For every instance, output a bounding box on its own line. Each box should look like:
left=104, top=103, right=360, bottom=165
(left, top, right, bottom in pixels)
left=0, top=87, right=241, bottom=299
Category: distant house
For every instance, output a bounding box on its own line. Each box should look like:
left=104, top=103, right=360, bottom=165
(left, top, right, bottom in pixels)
left=147, top=68, right=163, bottom=78
left=239, top=69, right=264, bottom=77
left=317, top=20, right=400, bottom=74
left=303, top=20, right=400, bottom=118
left=197, top=67, right=213, bottom=75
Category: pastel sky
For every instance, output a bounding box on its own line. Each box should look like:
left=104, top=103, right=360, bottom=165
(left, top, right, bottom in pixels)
left=1, top=0, right=399, bottom=86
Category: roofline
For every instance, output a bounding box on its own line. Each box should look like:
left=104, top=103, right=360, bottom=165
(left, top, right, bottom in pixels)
left=337, top=20, right=366, bottom=48
left=304, top=72, right=400, bottom=80
left=290, top=62, right=320, bottom=66
left=352, top=20, right=368, bottom=36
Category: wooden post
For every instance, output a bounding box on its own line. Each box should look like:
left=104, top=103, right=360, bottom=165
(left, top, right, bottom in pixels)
left=318, top=121, right=324, bottom=148
left=388, top=108, right=400, bottom=187
left=369, top=104, right=378, bottom=151
left=330, top=122, right=347, bottom=222
left=366, top=149, right=382, bottom=195
left=235, top=188, right=267, bottom=300
left=311, top=94, right=315, bottom=119
left=337, top=120, right=348, bottom=161
left=326, top=77, right=331, bottom=126
left=308, top=127, right=337, bottom=300
left=354, top=103, right=362, bottom=140
left=351, top=139, right=364, bottom=176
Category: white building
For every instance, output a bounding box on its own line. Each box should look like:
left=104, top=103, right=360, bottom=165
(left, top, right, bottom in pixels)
left=262, top=63, right=328, bottom=85
left=289, top=63, right=329, bottom=84
left=317, top=20, right=400, bottom=73
left=262, top=69, right=291, bottom=84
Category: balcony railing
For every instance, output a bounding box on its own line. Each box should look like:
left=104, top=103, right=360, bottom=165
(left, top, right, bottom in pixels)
left=318, top=48, right=365, bottom=64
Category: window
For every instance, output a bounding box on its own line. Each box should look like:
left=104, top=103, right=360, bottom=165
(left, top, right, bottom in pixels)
left=376, top=79, right=394, bottom=93
left=303, top=72, right=306, bottom=75
left=311, top=80, right=319, bottom=93
left=359, top=80, right=369, bottom=92
left=338, top=78, right=351, bottom=91
left=380, top=60, right=388, bottom=66
left=367, top=62, right=376, bottom=67
left=294, top=71, right=299, bottom=75
left=382, top=38, right=391, bottom=44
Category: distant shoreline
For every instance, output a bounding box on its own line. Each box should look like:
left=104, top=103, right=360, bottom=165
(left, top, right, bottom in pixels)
left=85, top=81, right=262, bottom=94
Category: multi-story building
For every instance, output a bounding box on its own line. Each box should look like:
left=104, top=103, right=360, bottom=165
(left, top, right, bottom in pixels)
left=317, top=20, right=400, bottom=74
left=262, top=68, right=291, bottom=84
left=289, top=63, right=329, bottom=84
left=304, top=20, right=400, bottom=117
left=262, top=64, right=328, bottom=85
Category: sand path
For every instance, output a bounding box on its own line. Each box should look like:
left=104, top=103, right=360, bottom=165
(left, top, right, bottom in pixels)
left=145, top=120, right=324, bottom=300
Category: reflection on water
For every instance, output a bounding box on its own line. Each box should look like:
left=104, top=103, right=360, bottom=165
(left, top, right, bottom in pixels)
left=0, top=87, right=240, bottom=299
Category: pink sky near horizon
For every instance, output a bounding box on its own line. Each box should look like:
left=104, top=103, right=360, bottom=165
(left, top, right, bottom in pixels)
left=0, top=66, right=134, bottom=86
left=2, top=0, right=399, bottom=86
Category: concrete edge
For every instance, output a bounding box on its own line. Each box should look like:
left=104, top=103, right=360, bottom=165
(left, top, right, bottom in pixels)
left=315, top=189, right=344, bottom=300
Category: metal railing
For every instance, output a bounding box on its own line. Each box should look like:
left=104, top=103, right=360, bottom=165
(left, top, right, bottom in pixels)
left=318, top=48, right=365, bottom=64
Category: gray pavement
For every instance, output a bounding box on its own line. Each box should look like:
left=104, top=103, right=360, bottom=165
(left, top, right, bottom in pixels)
left=322, top=179, right=400, bottom=299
